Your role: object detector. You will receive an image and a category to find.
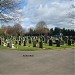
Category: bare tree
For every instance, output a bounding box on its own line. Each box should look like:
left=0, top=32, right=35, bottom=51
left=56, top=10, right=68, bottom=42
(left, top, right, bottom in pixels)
left=36, top=21, right=47, bottom=29
left=12, top=23, right=24, bottom=36
left=1, top=23, right=24, bottom=36
left=35, top=21, right=49, bottom=35
left=0, top=0, right=21, bottom=22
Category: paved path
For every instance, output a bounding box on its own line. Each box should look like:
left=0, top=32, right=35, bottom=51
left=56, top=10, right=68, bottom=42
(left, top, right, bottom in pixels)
left=0, top=49, right=74, bottom=75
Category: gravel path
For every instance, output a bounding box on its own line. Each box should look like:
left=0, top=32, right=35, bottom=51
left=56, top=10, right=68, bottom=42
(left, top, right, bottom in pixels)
left=0, top=49, right=74, bottom=75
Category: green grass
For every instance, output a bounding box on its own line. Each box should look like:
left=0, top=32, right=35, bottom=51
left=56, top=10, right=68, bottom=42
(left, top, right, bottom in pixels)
left=0, top=43, right=75, bottom=51
left=46, top=45, right=75, bottom=50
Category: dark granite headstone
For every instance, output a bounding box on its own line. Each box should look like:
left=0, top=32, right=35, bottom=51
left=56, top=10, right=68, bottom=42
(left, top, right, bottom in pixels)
left=7, top=43, right=10, bottom=47
left=36, top=39, right=38, bottom=43
left=24, top=41, right=26, bottom=46
left=56, top=40, right=60, bottom=47
left=0, top=38, right=1, bottom=45
left=72, top=40, right=74, bottom=45
left=33, top=41, right=36, bottom=47
left=19, top=41, right=21, bottom=45
left=49, top=40, right=52, bottom=46
left=68, top=40, right=71, bottom=46
left=39, top=41, right=43, bottom=48
left=28, top=36, right=30, bottom=39
left=29, top=39, right=31, bottom=44
left=43, top=37, right=44, bottom=41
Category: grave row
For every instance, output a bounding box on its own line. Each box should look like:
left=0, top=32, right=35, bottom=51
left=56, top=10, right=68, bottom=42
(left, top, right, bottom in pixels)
left=0, top=36, right=75, bottom=48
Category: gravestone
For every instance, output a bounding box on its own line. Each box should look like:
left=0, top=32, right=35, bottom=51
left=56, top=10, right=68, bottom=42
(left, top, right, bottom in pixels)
left=29, top=39, right=31, bottom=44
left=49, top=40, right=52, bottom=46
left=28, top=36, right=30, bottom=39
left=36, top=39, right=38, bottom=43
left=9, top=40, right=12, bottom=48
left=64, top=37, right=68, bottom=44
left=39, top=41, right=43, bottom=48
left=19, top=41, right=21, bottom=45
left=72, top=40, right=74, bottom=45
left=0, top=38, right=1, bottom=45
left=33, top=41, right=36, bottom=47
left=68, top=40, right=71, bottom=46
left=56, top=40, right=60, bottom=47
left=23, top=41, right=26, bottom=46
left=7, top=42, right=10, bottom=47
left=42, top=37, right=44, bottom=41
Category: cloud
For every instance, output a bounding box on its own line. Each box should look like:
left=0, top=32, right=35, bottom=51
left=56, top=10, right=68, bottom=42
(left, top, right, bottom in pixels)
left=2, top=0, right=74, bottom=29
left=20, top=0, right=74, bottom=29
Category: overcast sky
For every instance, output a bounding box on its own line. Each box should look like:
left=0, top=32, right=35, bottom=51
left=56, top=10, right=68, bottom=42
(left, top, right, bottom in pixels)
left=0, top=0, right=75, bottom=30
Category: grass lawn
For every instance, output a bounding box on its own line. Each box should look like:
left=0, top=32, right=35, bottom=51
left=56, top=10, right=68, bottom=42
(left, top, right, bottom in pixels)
left=0, top=43, right=75, bottom=51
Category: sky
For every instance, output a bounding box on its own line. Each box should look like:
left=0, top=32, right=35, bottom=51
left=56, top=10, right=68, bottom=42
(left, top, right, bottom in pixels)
left=0, top=0, right=75, bottom=30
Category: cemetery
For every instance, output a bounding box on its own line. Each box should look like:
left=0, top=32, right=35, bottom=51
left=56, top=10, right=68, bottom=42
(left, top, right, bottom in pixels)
left=0, top=35, right=75, bottom=51
left=0, top=1, right=74, bottom=75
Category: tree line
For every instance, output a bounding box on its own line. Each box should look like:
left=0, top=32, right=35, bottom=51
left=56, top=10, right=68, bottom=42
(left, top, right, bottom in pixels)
left=0, top=21, right=75, bottom=37
left=28, top=27, right=75, bottom=36
left=28, top=21, right=75, bottom=36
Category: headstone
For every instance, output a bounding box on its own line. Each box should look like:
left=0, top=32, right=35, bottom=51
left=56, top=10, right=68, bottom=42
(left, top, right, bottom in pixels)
left=29, top=39, right=31, bottom=44
left=36, top=39, right=38, bottom=43
left=7, top=42, right=10, bottom=47
left=0, top=38, right=1, bottom=45
left=72, top=40, right=74, bottom=45
left=28, top=36, right=30, bottom=39
left=68, top=40, right=71, bottom=46
left=39, top=41, right=43, bottom=48
left=56, top=40, right=60, bottom=47
left=19, top=41, right=21, bottom=45
left=33, top=41, right=36, bottom=47
left=43, top=37, right=44, bottom=41
left=64, top=37, right=68, bottom=44
left=49, top=40, right=52, bottom=46
left=9, top=40, right=12, bottom=48
left=23, top=41, right=26, bottom=46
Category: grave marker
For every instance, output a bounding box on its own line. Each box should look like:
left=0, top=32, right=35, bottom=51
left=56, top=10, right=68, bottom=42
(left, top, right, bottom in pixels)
left=0, top=38, right=1, bottom=45
left=68, top=40, right=71, bottom=46
left=56, top=40, right=60, bottom=47
left=33, top=41, right=36, bottom=47
left=24, top=40, right=26, bottom=46
left=49, top=40, right=52, bottom=46
left=19, top=40, right=21, bottom=45
left=39, top=41, right=43, bottom=48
